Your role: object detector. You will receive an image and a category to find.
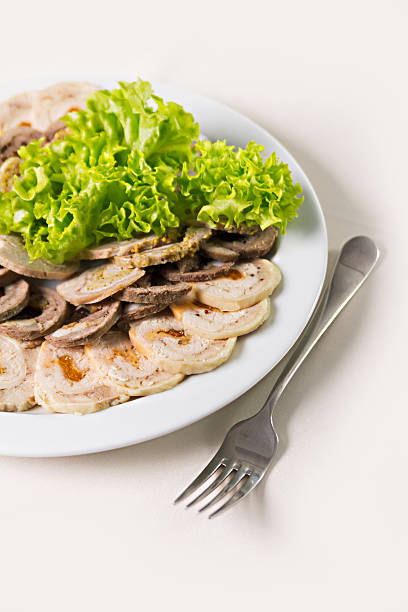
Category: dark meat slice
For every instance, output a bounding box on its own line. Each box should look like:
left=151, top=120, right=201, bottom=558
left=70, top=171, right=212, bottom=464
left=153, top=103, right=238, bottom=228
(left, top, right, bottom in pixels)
left=119, top=280, right=191, bottom=305
left=200, top=241, right=238, bottom=262
left=118, top=302, right=169, bottom=329
left=160, top=260, right=235, bottom=282
left=220, top=226, right=278, bottom=259
left=0, top=267, right=18, bottom=287
left=177, top=255, right=200, bottom=273
left=210, top=223, right=259, bottom=235
left=0, top=279, right=30, bottom=322
left=114, top=227, right=212, bottom=268
left=0, top=126, right=43, bottom=163
left=79, top=230, right=179, bottom=260
left=0, top=286, right=68, bottom=341
left=46, top=299, right=121, bottom=347
left=0, top=234, right=79, bottom=280
left=44, top=119, right=67, bottom=142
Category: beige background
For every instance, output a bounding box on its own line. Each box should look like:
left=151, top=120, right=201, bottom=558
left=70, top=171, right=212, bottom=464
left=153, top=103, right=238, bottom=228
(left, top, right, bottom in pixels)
left=1, top=1, right=407, bottom=610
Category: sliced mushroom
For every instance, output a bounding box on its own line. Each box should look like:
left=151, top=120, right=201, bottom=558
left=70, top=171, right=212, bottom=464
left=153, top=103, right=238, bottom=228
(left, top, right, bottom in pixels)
left=129, top=312, right=237, bottom=375
left=0, top=336, right=40, bottom=412
left=0, top=279, right=30, bottom=322
left=119, top=279, right=191, bottom=305
left=0, top=156, right=21, bottom=192
left=34, top=342, right=127, bottom=415
left=85, top=331, right=184, bottom=397
left=46, top=299, right=121, bottom=347
left=200, top=241, right=238, bottom=262
left=0, top=267, right=18, bottom=287
left=114, top=227, right=212, bottom=268
left=118, top=302, right=170, bottom=329
left=218, top=226, right=278, bottom=259
left=0, top=126, right=43, bottom=163
left=170, top=297, right=271, bottom=339
left=189, top=259, right=282, bottom=311
left=0, top=286, right=68, bottom=341
left=56, top=262, right=145, bottom=305
left=0, top=235, right=79, bottom=279
left=160, top=260, right=235, bottom=282
left=79, top=230, right=179, bottom=260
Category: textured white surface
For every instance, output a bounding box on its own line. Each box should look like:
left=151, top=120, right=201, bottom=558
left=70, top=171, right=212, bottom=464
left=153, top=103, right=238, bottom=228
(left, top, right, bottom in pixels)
left=0, top=1, right=406, bottom=611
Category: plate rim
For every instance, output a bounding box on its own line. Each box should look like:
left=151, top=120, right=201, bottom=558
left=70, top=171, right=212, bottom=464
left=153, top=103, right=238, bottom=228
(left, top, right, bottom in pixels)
left=0, top=77, right=328, bottom=457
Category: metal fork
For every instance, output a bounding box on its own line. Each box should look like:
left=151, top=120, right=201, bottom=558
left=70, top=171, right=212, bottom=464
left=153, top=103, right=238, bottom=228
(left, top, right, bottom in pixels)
left=175, top=236, right=379, bottom=518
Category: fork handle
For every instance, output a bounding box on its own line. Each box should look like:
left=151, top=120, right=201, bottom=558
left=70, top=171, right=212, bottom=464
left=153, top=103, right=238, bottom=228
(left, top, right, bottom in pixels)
left=260, top=236, right=379, bottom=418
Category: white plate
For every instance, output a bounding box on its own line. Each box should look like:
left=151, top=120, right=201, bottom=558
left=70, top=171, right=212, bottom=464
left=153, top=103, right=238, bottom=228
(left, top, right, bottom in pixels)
left=0, top=78, right=327, bottom=457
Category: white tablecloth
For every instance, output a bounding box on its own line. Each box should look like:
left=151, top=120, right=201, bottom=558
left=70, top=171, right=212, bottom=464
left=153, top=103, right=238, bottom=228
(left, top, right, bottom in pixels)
left=1, top=1, right=406, bottom=610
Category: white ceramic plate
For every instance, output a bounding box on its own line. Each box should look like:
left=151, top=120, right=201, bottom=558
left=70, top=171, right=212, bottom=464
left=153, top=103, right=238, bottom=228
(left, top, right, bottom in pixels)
left=0, top=78, right=327, bottom=457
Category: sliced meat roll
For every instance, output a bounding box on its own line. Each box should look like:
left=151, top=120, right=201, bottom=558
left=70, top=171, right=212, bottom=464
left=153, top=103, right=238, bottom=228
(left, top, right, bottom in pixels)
left=0, top=126, right=43, bottom=163
left=56, top=262, right=145, bottom=305
left=189, top=259, right=281, bottom=311
left=114, top=227, right=211, bottom=268
left=161, top=260, right=234, bottom=282
left=0, top=235, right=79, bottom=280
left=0, top=286, right=68, bottom=341
left=0, top=267, right=18, bottom=287
left=35, top=342, right=127, bottom=415
left=0, top=279, right=30, bottom=322
left=0, top=336, right=39, bottom=412
left=79, top=231, right=178, bottom=260
left=170, top=298, right=270, bottom=339
left=85, top=331, right=184, bottom=397
left=0, top=90, right=36, bottom=133
left=0, top=82, right=97, bottom=133
left=129, top=312, right=236, bottom=375
left=33, top=82, right=97, bottom=130
left=119, top=280, right=191, bottom=305
left=46, top=299, right=121, bottom=347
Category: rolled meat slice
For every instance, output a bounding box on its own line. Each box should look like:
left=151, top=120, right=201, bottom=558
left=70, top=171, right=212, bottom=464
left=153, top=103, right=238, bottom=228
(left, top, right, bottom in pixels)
left=0, top=279, right=30, bottom=322
left=56, top=262, right=145, bottom=305
left=46, top=299, right=121, bottom=347
left=85, top=331, right=184, bottom=397
left=129, top=312, right=236, bottom=375
left=0, top=335, right=39, bottom=412
left=0, top=286, right=68, bottom=341
left=170, top=298, right=271, bottom=339
left=114, top=227, right=212, bottom=268
left=189, top=259, right=281, bottom=311
left=34, top=342, right=127, bottom=415
left=0, top=235, right=79, bottom=280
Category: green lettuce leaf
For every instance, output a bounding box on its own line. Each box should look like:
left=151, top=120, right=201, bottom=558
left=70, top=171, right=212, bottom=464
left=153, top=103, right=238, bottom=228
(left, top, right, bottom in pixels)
left=0, top=80, right=303, bottom=263
left=177, top=140, right=303, bottom=233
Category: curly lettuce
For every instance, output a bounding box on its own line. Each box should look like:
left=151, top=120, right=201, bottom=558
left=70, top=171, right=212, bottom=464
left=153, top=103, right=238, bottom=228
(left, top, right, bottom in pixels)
left=0, top=80, right=303, bottom=263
